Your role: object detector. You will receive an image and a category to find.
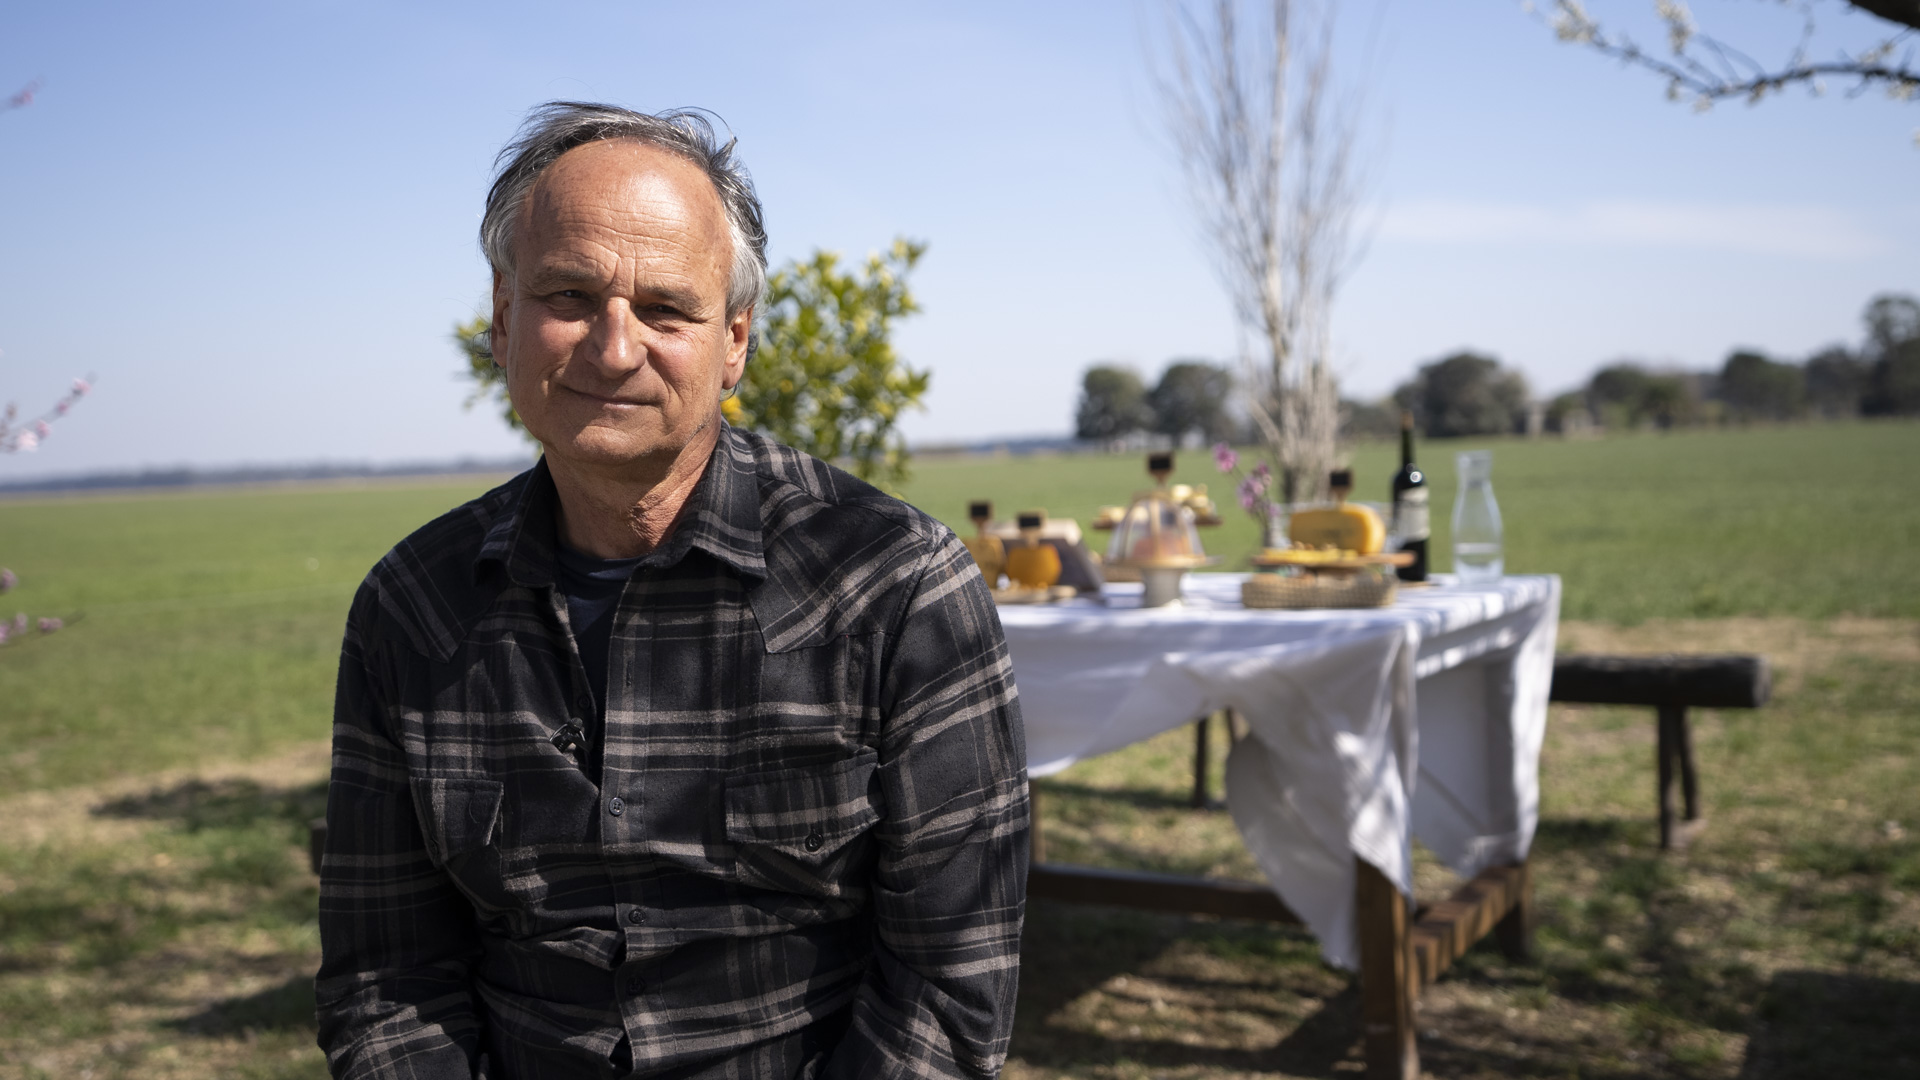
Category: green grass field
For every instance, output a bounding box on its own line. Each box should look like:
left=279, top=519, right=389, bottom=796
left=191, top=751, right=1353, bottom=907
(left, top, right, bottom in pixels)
left=1, top=420, right=1916, bottom=1078
left=902, top=420, right=1920, bottom=623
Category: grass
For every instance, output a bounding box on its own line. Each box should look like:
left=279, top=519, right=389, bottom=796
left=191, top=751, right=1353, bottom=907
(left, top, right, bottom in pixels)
left=1, top=421, right=1917, bottom=1076
left=2, top=620, right=1911, bottom=1078
left=899, top=420, right=1920, bottom=622
left=0, top=478, right=505, bottom=792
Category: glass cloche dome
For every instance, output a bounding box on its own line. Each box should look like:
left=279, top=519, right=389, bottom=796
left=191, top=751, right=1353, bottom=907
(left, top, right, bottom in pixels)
left=1102, top=452, right=1219, bottom=606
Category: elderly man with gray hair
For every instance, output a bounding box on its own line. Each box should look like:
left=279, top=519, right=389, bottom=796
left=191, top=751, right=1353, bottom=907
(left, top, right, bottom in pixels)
left=314, top=102, right=1029, bottom=1079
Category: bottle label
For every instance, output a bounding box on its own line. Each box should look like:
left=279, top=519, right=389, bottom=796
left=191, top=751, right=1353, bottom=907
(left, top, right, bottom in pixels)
left=1394, top=488, right=1430, bottom=542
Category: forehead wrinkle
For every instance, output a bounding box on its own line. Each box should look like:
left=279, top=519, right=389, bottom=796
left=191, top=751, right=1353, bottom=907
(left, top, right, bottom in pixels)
left=516, top=145, right=731, bottom=307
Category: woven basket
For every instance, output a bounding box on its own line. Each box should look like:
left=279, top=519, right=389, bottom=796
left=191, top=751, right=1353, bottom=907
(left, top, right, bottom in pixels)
left=1241, top=571, right=1397, bottom=610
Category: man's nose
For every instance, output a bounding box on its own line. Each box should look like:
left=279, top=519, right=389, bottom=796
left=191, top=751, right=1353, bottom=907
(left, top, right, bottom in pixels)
left=580, top=300, right=647, bottom=375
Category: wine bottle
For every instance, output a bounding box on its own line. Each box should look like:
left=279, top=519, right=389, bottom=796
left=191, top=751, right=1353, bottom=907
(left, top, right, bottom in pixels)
left=1391, top=411, right=1429, bottom=582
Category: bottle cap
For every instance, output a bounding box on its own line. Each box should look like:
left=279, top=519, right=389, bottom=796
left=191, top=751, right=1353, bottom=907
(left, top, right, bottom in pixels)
left=968, top=500, right=992, bottom=521
left=1147, top=451, right=1174, bottom=475
left=1016, top=511, right=1045, bottom=531
left=1329, top=468, right=1353, bottom=489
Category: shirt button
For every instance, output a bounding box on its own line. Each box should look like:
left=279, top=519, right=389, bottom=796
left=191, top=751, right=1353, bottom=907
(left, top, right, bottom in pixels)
left=627, top=907, right=645, bottom=925
left=624, top=975, right=645, bottom=997
left=608, top=797, right=625, bottom=817
left=804, top=830, right=824, bottom=853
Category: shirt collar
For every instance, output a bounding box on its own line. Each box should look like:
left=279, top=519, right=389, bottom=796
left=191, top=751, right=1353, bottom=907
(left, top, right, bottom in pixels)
left=474, top=425, right=768, bottom=588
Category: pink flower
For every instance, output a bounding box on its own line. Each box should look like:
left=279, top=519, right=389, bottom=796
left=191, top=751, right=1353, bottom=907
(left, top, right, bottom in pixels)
left=1236, top=472, right=1269, bottom=511
left=37, top=617, right=62, bottom=634
left=33, top=420, right=50, bottom=439
left=1212, top=442, right=1238, bottom=473
left=73, top=378, right=92, bottom=395
left=10, top=613, right=25, bottom=633
left=0, top=568, right=15, bottom=593
left=13, top=431, right=37, bottom=452
left=54, top=401, right=69, bottom=415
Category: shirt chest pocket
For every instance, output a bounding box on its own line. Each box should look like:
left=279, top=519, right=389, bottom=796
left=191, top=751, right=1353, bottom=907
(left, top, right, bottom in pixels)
left=724, top=748, right=880, bottom=900
left=410, top=777, right=504, bottom=867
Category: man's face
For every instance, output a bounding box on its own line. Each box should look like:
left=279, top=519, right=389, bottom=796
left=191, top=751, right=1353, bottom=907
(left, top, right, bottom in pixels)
left=492, top=140, right=750, bottom=478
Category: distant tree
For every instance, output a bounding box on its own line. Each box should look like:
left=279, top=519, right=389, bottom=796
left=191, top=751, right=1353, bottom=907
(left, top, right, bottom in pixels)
left=1719, top=350, right=1807, bottom=421
left=1148, top=360, right=1235, bottom=443
left=1580, top=362, right=1706, bottom=429
left=1076, top=365, right=1155, bottom=443
left=1861, top=293, right=1920, bottom=415
left=728, top=239, right=931, bottom=488
left=1638, top=372, right=1702, bottom=429
left=1805, top=346, right=1870, bottom=418
left=1586, top=362, right=1653, bottom=429
left=1339, top=398, right=1401, bottom=441
left=1543, top=391, right=1586, bottom=433
left=1396, top=352, right=1530, bottom=438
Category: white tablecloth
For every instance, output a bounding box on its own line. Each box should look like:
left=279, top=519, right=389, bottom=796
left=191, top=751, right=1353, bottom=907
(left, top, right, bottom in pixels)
left=999, top=573, right=1561, bottom=970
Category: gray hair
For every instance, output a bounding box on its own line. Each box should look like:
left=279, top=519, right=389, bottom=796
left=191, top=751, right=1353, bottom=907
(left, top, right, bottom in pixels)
left=481, top=102, right=768, bottom=322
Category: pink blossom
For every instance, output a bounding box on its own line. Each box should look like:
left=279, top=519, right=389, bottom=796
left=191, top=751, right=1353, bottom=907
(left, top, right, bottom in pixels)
left=0, top=568, right=14, bottom=593
left=37, top=617, right=62, bottom=634
left=0, top=623, right=9, bottom=645
left=14, top=431, right=37, bottom=452
left=1212, top=442, right=1238, bottom=473
left=1237, top=472, right=1269, bottom=511
left=33, top=420, right=50, bottom=438
left=54, top=401, right=69, bottom=415
left=10, top=613, right=25, bottom=633
left=73, top=378, right=92, bottom=395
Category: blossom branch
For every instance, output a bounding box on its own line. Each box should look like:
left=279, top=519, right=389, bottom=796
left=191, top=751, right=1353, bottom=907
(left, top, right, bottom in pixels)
left=1534, top=1, right=1920, bottom=118
left=1, top=376, right=94, bottom=453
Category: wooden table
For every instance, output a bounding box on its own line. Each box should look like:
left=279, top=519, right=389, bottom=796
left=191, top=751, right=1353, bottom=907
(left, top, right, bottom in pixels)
left=1001, top=574, right=1562, bottom=1079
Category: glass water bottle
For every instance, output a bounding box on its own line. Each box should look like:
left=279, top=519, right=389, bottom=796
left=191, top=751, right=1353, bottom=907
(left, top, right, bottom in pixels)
left=1451, top=450, right=1504, bottom=584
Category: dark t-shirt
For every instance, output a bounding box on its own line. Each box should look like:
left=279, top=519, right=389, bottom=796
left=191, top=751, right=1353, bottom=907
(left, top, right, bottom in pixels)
left=555, top=543, right=643, bottom=718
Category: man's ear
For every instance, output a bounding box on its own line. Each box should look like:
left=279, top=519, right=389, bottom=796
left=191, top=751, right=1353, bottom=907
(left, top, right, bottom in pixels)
left=721, top=304, right=753, bottom=391
left=490, top=271, right=512, bottom=368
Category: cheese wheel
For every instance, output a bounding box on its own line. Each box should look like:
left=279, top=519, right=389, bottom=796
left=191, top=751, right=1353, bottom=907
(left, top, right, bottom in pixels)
left=1289, top=504, right=1386, bottom=554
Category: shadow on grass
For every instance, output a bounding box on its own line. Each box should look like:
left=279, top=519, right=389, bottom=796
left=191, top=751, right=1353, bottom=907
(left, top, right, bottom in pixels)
left=167, top=973, right=316, bottom=1037
left=1738, top=971, right=1920, bottom=1078
left=94, top=776, right=328, bottom=833
left=1013, top=900, right=1364, bottom=1076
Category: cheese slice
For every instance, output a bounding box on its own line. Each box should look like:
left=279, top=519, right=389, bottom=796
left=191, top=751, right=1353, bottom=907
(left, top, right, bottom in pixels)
left=1289, top=504, right=1386, bottom=554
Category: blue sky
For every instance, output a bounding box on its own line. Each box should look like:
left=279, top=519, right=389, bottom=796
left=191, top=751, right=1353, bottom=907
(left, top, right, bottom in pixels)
left=1, top=0, right=1914, bottom=478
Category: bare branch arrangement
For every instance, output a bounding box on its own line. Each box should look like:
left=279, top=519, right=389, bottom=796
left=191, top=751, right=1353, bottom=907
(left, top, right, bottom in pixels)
left=1533, top=1, right=1918, bottom=125
left=1154, top=0, right=1367, bottom=509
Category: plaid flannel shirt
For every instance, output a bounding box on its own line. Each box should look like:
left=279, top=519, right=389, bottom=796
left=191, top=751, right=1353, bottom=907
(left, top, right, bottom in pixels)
left=315, top=425, right=1029, bottom=1079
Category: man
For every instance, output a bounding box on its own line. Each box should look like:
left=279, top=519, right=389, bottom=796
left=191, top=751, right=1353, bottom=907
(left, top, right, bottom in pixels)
left=316, top=102, right=1029, bottom=1079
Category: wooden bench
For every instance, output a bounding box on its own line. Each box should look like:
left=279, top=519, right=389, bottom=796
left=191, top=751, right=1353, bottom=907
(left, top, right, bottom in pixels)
left=1548, top=653, right=1771, bottom=849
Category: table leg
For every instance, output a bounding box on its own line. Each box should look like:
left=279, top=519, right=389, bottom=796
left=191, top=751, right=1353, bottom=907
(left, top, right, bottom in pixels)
left=1494, top=861, right=1533, bottom=962
left=1356, top=859, right=1418, bottom=1080
left=1190, top=715, right=1211, bottom=809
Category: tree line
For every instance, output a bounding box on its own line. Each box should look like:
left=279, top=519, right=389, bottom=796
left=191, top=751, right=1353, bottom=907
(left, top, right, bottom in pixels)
left=1385, top=292, right=1920, bottom=438
left=1077, top=292, right=1920, bottom=446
